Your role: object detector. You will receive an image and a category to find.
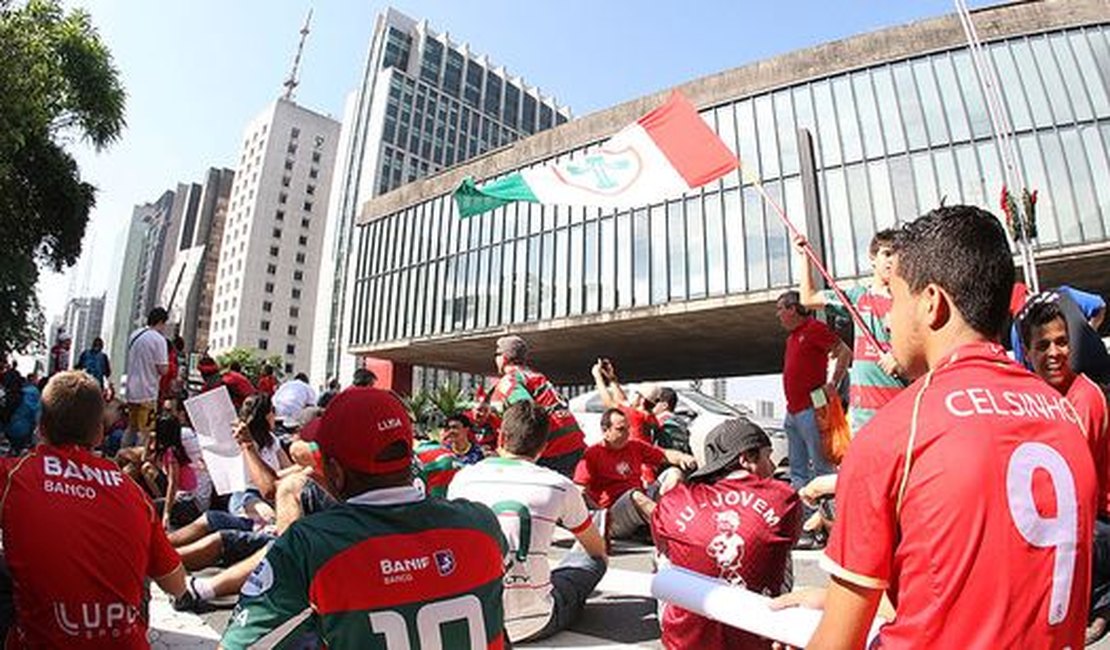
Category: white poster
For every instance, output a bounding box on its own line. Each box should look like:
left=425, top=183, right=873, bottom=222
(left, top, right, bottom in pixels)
left=184, top=386, right=246, bottom=495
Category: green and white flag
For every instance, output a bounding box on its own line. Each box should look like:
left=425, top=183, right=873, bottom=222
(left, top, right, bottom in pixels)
left=454, top=91, right=738, bottom=218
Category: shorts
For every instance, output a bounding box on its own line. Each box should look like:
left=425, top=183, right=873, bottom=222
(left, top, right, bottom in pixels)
left=127, top=402, right=156, bottom=439
left=217, top=530, right=275, bottom=566
left=205, top=510, right=255, bottom=533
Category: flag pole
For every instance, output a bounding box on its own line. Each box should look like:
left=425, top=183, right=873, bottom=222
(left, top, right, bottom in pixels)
left=739, top=166, right=885, bottom=353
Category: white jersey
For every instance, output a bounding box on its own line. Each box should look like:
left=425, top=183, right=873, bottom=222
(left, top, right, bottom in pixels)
left=124, top=328, right=167, bottom=403
left=448, top=456, right=591, bottom=642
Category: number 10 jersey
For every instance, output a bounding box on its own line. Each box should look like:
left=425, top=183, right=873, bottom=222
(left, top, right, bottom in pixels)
left=221, top=485, right=509, bottom=649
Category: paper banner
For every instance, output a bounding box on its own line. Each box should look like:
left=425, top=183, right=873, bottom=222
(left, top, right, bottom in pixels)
left=184, top=386, right=246, bottom=495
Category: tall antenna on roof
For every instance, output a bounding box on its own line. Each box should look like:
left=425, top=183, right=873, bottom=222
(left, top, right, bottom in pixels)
left=282, top=9, right=313, bottom=101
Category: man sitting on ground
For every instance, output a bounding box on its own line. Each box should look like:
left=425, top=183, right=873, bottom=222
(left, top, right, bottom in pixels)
left=450, top=402, right=608, bottom=644
left=0, top=371, right=186, bottom=647
left=649, top=386, right=691, bottom=454
left=221, top=387, right=509, bottom=648
left=415, top=413, right=485, bottom=498
left=652, top=418, right=801, bottom=648
left=575, top=408, right=697, bottom=541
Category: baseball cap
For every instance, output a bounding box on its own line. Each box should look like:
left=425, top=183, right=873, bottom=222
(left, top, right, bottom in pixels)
left=688, top=418, right=772, bottom=480
left=495, top=335, right=528, bottom=360
left=316, top=387, right=413, bottom=475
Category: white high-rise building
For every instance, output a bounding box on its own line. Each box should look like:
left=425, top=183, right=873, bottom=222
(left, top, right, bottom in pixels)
left=208, top=98, right=340, bottom=375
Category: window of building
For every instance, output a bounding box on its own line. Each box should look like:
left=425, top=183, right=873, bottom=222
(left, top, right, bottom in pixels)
left=272, top=228, right=282, bottom=239
left=258, top=339, right=268, bottom=350
left=282, top=176, right=291, bottom=187
left=290, top=127, right=300, bottom=139
left=279, top=192, right=288, bottom=205
left=293, top=270, right=303, bottom=282
left=300, top=217, right=310, bottom=228
left=287, top=143, right=297, bottom=155
left=284, top=362, right=293, bottom=374
left=287, top=325, right=298, bottom=336
left=309, top=167, right=318, bottom=179
left=303, top=201, right=313, bottom=212
left=289, top=306, right=299, bottom=318
left=262, top=300, right=272, bottom=312
left=285, top=343, right=296, bottom=355
left=298, top=235, right=308, bottom=246
left=275, top=209, right=284, bottom=222
left=261, top=320, right=270, bottom=331
left=311, top=151, right=321, bottom=164
left=306, top=184, right=315, bottom=195
left=291, top=288, right=301, bottom=300
left=266, top=263, right=276, bottom=275
left=265, top=282, right=274, bottom=293
left=284, top=159, right=294, bottom=171
left=295, top=252, right=306, bottom=264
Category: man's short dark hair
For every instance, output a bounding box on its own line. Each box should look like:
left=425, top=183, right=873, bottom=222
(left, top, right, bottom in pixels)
left=656, top=387, right=678, bottom=411
left=147, top=307, right=169, bottom=326
left=870, top=229, right=898, bottom=257
left=1019, top=293, right=1068, bottom=348
left=229, top=361, right=242, bottom=372
left=445, top=413, right=472, bottom=429
left=352, top=368, right=376, bottom=387
left=41, top=371, right=104, bottom=446
left=499, top=402, right=549, bottom=457
left=776, top=290, right=810, bottom=317
left=600, top=407, right=625, bottom=431
left=294, top=372, right=309, bottom=383
left=894, top=205, right=1015, bottom=340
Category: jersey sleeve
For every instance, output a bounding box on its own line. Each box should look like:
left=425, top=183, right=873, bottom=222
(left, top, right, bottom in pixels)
left=820, top=422, right=898, bottom=590
left=638, top=440, right=668, bottom=469
left=139, top=485, right=181, bottom=578
left=819, top=286, right=863, bottom=321
left=572, top=449, right=593, bottom=487
left=561, top=480, right=592, bottom=534
left=221, top=535, right=317, bottom=650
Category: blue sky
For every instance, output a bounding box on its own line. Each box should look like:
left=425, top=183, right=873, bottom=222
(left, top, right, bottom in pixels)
left=50, top=0, right=989, bottom=349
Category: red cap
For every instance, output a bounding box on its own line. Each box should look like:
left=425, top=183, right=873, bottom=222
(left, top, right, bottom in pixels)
left=316, top=387, right=413, bottom=475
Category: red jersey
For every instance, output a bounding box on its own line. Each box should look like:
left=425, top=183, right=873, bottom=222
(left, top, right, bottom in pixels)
left=782, top=318, right=839, bottom=414
left=824, top=342, right=1097, bottom=649
left=221, top=371, right=256, bottom=409
left=621, top=405, right=658, bottom=444
left=573, top=439, right=666, bottom=508
left=490, top=365, right=585, bottom=459
left=1067, top=373, right=1110, bottom=518
left=652, top=472, right=801, bottom=650
left=256, top=375, right=277, bottom=396
left=1, top=444, right=180, bottom=648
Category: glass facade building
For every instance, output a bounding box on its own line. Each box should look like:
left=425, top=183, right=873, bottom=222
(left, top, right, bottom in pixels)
left=350, top=5, right=1110, bottom=378
left=317, top=8, right=570, bottom=384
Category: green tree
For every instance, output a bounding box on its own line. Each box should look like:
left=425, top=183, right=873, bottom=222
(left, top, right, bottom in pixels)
left=215, top=347, right=285, bottom=383
left=0, top=0, right=125, bottom=354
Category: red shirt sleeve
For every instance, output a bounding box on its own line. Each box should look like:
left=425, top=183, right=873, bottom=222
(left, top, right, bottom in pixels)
left=636, top=440, right=668, bottom=469
left=572, top=448, right=593, bottom=487
left=136, top=485, right=180, bottom=578
left=821, top=417, right=898, bottom=590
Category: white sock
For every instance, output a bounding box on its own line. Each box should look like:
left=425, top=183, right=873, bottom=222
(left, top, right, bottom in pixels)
left=192, top=577, right=216, bottom=601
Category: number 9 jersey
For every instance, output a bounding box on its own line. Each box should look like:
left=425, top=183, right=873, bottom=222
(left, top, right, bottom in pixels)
left=221, top=485, right=509, bottom=649
left=822, top=342, right=1098, bottom=649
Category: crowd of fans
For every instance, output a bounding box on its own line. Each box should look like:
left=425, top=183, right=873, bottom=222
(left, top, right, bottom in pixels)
left=0, top=203, right=1107, bottom=648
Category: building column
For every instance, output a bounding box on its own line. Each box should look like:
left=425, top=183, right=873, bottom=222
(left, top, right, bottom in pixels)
left=360, top=357, right=413, bottom=396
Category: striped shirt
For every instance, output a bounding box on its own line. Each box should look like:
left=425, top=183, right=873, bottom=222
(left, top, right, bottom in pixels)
left=448, top=457, right=592, bottom=642
left=489, top=365, right=585, bottom=460
left=821, top=285, right=903, bottom=433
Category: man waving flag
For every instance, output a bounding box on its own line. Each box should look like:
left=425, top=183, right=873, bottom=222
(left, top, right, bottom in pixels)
left=454, top=91, right=737, bottom=218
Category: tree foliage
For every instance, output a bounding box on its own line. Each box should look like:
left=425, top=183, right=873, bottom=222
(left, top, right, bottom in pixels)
left=0, top=0, right=125, bottom=354
left=215, top=347, right=285, bottom=383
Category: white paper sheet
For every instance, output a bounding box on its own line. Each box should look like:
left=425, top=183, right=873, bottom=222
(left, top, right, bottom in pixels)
left=184, top=387, right=246, bottom=495
left=651, top=566, right=883, bottom=647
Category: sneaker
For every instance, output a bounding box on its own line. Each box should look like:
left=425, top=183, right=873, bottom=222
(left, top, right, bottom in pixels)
left=172, top=577, right=203, bottom=613
left=794, top=529, right=827, bottom=551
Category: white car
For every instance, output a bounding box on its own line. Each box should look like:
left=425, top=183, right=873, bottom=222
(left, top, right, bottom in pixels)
left=568, top=385, right=788, bottom=469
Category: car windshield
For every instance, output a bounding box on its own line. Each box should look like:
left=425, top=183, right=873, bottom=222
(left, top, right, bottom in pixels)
left=678, top=389, right=743, bottom=416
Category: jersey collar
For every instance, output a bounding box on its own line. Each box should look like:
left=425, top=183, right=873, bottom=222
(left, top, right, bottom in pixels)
left=347, top=485, right=424, bottom=506
left=933, top=340, right=1008, bottom=372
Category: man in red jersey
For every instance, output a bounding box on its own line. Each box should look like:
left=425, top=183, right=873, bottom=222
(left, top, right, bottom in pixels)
left=0, top=371, right=185, bottom=648
left=1020, top=292, right=1110, bottom=643
left=653, top=418, right=801, bottom=649
left=575, top=408, right=696, bottom=540
left=490, top=335, right=585, bottom=477
left=774, top=205, right=1098, bottom=649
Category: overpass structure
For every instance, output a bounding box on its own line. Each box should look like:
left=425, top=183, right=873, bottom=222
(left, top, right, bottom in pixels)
left=348, top=0, right=1110, bottom=386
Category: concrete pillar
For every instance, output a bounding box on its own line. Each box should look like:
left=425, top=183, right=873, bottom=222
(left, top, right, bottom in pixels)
left=360, top=357, right=413, bottom=396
